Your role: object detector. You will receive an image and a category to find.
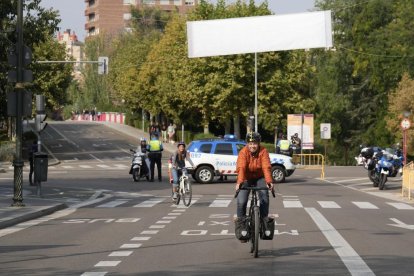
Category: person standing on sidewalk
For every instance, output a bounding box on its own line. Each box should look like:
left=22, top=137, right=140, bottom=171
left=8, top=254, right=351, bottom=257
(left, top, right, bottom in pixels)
left=147, top=133, right=163, bottom=182
left=28, top=140, right=38, bottom=186
left=161, top=122, right=168, bottom=143
left=167, top=123, right=175, bottom=144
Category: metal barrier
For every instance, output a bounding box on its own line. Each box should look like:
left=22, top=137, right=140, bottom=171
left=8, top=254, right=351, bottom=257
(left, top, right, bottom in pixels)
left=292, top=154, right=325, bottom=180
left=402, top=162, right=414, bottom=200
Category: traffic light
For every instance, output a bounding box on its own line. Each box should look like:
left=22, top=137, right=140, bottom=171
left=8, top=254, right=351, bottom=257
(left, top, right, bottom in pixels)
left=98, top=56, right=108, bottom=75
left=35, top=95, right=47, bottom=132
left=35, top=113, right=47, bottom=132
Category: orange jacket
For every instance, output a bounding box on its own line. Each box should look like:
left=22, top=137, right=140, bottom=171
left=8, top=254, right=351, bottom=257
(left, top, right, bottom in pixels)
left=236, top=145, right=273, bottom=184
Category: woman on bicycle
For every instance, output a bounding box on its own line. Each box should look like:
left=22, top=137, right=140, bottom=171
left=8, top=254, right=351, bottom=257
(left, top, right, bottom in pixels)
left=236, top=132, right=274, bottom=221
left=171, top=141, right=194, bottom=200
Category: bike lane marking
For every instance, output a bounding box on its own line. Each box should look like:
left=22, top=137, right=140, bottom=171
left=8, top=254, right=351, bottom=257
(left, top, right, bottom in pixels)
left=305, top=207, right=374, bottom=276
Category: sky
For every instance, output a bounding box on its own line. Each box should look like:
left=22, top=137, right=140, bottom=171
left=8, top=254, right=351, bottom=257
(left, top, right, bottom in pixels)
left=40, top=0, right=316, bottom=42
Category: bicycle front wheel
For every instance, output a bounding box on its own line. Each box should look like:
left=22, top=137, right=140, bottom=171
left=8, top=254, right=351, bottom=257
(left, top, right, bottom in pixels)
left=182, top=179, right=192, bottom=207
left=253, top=206, right=260, bottom=258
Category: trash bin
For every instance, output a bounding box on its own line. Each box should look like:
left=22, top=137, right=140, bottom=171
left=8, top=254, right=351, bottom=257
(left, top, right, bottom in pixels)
left=34, top=152, right=48, bottom=182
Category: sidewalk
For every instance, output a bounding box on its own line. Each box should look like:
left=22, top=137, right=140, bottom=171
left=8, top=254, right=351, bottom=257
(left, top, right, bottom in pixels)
left=0, top=196, right=67, bottom=230
left=0, top=121, right=175, bottom=231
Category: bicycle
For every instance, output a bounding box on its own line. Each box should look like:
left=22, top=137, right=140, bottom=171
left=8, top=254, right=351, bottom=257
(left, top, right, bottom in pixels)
left=173, top=168, right=192, bottom=207
left=235, top=185, right=275, bottom=258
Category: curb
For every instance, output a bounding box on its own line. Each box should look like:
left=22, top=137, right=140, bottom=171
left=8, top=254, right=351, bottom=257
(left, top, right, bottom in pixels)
left=0, top=203, right=67, bottom=230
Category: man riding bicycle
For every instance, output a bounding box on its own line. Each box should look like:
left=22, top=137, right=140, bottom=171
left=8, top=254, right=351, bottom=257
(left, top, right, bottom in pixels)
left=170, top=141, right=194, bottom=200
left=236, top=132, right=274, bottom=223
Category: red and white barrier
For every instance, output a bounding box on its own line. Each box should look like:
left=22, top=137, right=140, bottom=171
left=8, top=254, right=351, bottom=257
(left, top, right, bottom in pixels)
left=72, top=112, right=126, bottom=124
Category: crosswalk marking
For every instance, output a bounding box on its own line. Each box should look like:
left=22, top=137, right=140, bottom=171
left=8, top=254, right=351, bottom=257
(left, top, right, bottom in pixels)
left=335, top=178, right=368, bottom=183
left=120, top=243, right=142, bottom=249
left=95, top=261, right=121, bottom=267
left=114, top=164, right=128, bottom=168
left=97, top=164, right=110, bottom=169
left=318, top=201, right=341, bottom=208
left=283, top=200, right=303, bottom=208
left=97, top=200, right=129, bottom=208
left=79, top=165, right=93, bottom=169
left=134, top=198, right=165, bottom=207
left=173, top=198, right=200, bottom=208
left=81, top=272, right=107, bottom=276
left=61, top=166, right=74, bottom=169
left=109, top=251, right=133, bottom=257
left=209, top=199, right=232, bottom=207
left=131, top=237, right=150, bottom=241
left=352, top=202, right=379, bottom=209
left=386, top=202, right=414, bottom=210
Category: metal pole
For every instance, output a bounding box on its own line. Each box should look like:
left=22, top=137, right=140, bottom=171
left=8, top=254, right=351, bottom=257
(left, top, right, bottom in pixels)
left=300, top=111, right=304, bottom=165
left=181, top=124, right=184, bottom=142
left=254, top=52, right=258, bottom=132
left=403, top=129, right=407, bottom=166
left=12, top=0, right=25, bottom=207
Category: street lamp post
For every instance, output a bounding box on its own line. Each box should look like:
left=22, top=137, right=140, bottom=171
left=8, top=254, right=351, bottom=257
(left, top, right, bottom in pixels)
left=401, top=112, right=411, bottom=166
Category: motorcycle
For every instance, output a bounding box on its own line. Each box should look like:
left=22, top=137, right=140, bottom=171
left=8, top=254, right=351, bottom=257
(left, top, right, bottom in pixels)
left=356, top=146, right=381, bottom=186
left=129, top=149, right=149, bottom=182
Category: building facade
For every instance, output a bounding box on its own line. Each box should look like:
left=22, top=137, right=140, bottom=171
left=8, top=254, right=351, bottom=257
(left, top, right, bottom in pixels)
left=57, top=29, right=84, bottom=80
left=84, top=0, right=198, bottom=38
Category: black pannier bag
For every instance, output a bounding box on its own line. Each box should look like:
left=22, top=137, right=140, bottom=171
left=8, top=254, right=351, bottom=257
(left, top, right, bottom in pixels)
left=260, top=217, right=275, bottom=240
left=361, top=147, right=374, bottom=159
left=235, top=217, right=251, bottom=240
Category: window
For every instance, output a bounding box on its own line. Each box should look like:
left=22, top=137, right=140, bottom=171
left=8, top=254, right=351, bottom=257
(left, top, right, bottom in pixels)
left=89, top=0, right=95, bottom=7
left=123, top=0, right=135, bottom=4
left=214, top=143, right=233, bottom=155
left=142, top=0, right=155, bottom=4
left=173, top=0, right=182, bottom=6
left=160, top=0, right=170, bottom=4
left=199, top=143, right=212, bottom=154
left=236, top=144, right=245, bottom=154
left=185, top=0, right=194, bottom=5
left=88, top=13, right=95, bottom=22
left=123, top=13, right=132, bottom=20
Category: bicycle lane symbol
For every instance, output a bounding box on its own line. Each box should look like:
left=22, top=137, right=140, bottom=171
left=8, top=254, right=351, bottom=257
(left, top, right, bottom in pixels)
left=180, top=213, right=300, bottom=236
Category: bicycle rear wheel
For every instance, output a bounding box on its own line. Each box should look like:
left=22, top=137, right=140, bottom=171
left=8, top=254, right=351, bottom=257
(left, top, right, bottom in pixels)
left=253, top=206, right=260, bottom=258
left=182, top=179, right=192, bottom=207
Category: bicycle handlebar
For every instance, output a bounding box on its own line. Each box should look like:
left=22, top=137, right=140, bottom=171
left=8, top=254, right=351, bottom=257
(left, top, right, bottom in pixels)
left=234, top=186, right=276, bottom=198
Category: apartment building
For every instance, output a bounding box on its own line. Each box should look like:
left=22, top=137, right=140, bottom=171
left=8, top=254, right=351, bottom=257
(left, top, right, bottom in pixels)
left=85, top=0, right=198, bottom=38
left=57, top=29, right=84, bottom=80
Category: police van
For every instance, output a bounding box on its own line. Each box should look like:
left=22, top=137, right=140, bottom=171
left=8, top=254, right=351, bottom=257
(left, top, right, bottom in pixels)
left=186, top=135, right=296, bottom=184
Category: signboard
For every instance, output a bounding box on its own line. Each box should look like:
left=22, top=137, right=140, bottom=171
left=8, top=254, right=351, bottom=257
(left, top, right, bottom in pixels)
left=187, top=11, right=333, bottom=58
left=401, top=119, right=411, bottom=130
left=287, top=114, right=314, bottom=149
left=320, top=123, right=331, bottom=139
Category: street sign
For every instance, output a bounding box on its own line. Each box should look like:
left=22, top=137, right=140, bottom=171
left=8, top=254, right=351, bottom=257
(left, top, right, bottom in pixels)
left=320, top=123, right=331, bottom=139
left=401, top=119, right=411, bottom=130
left=7, top=89, right=32, bottom=117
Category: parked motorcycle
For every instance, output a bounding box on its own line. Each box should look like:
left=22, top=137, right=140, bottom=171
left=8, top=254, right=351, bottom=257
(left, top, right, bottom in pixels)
left=129, top=149, right=149, bottom=182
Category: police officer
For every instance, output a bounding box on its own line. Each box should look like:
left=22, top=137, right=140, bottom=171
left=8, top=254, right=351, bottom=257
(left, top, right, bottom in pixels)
left=147, top=133, right=163, bottom=182
left=277, top=135, right=291, bottom=156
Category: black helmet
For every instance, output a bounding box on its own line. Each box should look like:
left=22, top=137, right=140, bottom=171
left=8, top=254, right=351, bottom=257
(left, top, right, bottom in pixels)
left=177, top=141, right=186, bottom=147
left=246, top=132, right=261, bottom=143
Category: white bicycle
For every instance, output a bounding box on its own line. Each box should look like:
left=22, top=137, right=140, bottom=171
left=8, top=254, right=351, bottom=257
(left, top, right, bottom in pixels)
left=174, top=168, right=192, bottom=206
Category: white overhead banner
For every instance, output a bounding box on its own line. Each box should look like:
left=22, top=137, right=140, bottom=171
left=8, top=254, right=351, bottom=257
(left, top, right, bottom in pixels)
left=187, top=11, right=332, bottom=58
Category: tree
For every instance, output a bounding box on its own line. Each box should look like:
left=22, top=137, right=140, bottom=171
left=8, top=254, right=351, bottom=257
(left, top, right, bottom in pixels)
left=387, top=73, right=414, bottom=154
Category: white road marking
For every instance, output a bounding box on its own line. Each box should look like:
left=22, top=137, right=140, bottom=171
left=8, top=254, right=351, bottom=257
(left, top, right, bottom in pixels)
left=348, top=182, right=373, bottom=187
left=171, top=198, right=200, bottom=208
left=209, top=199, right=232, bottom=208
left=172, top=209, right=186, bottom=212
left=352, top=202, right=379, bottom=209
left=156, top=220, right=171, bottom=224
left=218, top=194, right=234, bottom=197
left=114, top=164, right=128, bottom=168
left=162, top=216, right=177, bottom=219
left=61, top=166, right=74, bottom=169
left=386, top=202, right=414, bottom=210
left=109, top=251, right=133, bottom=257
left=283, top=200, right=303, bottom=208
left=81, top=272, right=107, bottom=276
left=79, top=165, right=93, bottom=169
left=305, top=208, right=374, bottom=276
left=97, top=164, right=110, bottom=169
left=318, top=201, right=341, bottom=208
left=131, top=237, right=150, bottom=241
left=334, top=178, right=368, bottom=183
left=97, top=200, right=129, bottom=208
left=149, top=225, right=165, bottom=229
left=134, top=198, right=165, bottom=207
left=168, top=213, right=182, bottom=216
left=94, top=261, right=121, bottom=267
left=120, top=244, right=142, bottom=249
left=89, top=154, right=104, bottom=163
left=141, top=230, right=159, bottom=235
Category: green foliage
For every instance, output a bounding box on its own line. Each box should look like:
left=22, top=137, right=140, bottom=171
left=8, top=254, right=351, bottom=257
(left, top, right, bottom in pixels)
left=193, top=132, right=215, bottom=140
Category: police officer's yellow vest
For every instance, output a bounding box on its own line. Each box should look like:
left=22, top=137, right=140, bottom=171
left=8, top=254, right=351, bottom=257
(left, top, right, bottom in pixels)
left=149, top=140, right=161, bottom=152
left=279, top=140, right=290, bottom=151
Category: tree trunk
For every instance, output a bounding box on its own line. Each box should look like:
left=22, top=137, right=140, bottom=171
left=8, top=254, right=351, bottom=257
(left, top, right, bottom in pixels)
left=224, top=117, right=231, bottom=134
left=234, top=114, right=240, bottom=139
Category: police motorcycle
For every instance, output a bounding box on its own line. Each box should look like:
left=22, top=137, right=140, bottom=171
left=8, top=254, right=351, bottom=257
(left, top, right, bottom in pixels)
left=356, top=146, right=382, bottom=186
left=129, top=149, right=149, bottom=182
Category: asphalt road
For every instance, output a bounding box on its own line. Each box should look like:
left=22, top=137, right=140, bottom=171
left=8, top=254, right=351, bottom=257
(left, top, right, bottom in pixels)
left=0, top=121, right=413, bottom=276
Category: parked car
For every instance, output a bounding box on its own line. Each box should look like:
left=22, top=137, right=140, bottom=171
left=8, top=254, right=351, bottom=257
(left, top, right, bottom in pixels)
left=186, top=136, right=296, bottom=184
